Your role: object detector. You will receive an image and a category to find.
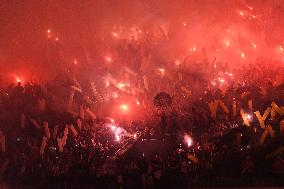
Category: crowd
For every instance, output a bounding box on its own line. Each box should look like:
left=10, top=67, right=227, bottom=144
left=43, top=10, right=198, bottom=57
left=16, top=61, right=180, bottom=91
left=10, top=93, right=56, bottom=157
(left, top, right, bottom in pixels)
left=1, top=2, right=284, bottom=187
left=0, top=68, right=283, bottom=188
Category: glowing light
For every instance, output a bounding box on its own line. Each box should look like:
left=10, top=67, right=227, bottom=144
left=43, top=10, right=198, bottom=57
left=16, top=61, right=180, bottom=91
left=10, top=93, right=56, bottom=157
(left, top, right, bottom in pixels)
left=246, top=114, right=252, bottom=122
left=73, top=59, right=78, bottom=65
left=159, top=68, right=165, bottom=75
left=47, top=29, right=51, bottom=33
left=218, top=77, right=225, bottom=85
left=136, top=101, right=140, bottom=106
left=115, top=135, right=120, bottom=142
left=106, top=81, right=109, bottom=86
left=175, top=60, right=181, bottom=65
left=248, top=6, right=253, bottom=10
left=112, top=32, right=118, bottom=38
left=225, top=40, right=230, bottom=47
left=134, top=134, right=137, bottom=139
left=120, top=104, right=128, bottom=111
left=241, top=52, right=245, bottom=58
left=105, top=56, right=112, bottom=62
left=182, top=22, right=187, bottom=26
left=184, top=135, right=193, bottom=147
left=251, top=43, right=257, bottom=48
left=48, top=35, right=51, bottom=38
left=118, top=82, right=126, bottom=89
left=189, top=46, right=196, bottom=51
left=110, top=125, right=116, bottom=131
left=239, top=11, right=244, bottom=16
left=113, top=93, right=118, bottom=98
left=16, top=78, right=21, bottom=83
left=55, top=37, right=59, bottom=41
left=280, top=46, right=284, bottom=51
left=227, top=73, right=233, bottom=76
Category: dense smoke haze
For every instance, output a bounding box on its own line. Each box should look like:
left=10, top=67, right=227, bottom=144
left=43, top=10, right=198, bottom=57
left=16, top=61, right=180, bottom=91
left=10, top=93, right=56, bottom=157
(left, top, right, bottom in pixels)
left=1, top=0, right=284, bottom=84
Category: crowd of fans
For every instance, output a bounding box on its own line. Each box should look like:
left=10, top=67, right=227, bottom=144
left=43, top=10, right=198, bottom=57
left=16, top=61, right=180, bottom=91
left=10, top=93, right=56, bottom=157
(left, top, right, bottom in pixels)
left=0, top=70, right=283, bottom=188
